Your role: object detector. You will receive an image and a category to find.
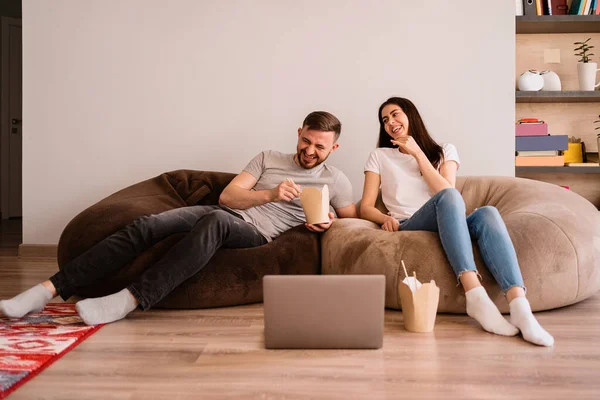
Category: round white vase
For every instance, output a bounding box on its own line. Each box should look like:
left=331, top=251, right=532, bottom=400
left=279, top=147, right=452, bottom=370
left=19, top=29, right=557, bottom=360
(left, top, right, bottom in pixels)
left=518, top=70, right=544, bottom=91
left=541, top=71, right=561, bottom=91
left=577, top=62, right=600, bottom=91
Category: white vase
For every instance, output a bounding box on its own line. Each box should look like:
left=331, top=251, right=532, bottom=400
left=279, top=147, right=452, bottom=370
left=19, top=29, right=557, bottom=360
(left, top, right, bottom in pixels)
left=518, top=70, right=544, bottom=91
left=577, top=62, right=600, bottom=91
left=515, top=0, right=523, bottom=15
left=541, top=71, right=561, bottom=91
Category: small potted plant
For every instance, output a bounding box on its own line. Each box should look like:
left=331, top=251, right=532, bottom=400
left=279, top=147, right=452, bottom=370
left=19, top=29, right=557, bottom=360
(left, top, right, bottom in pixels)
left=574, top=38, right=599, bottom=91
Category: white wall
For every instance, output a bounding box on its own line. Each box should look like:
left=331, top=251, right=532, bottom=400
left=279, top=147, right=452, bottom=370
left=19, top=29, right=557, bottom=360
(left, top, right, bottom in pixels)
left=23, top=0, right=515, bottom=245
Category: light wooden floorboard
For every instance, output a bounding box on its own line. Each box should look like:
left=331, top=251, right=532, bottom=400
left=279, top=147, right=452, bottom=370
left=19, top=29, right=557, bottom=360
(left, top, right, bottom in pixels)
left=1, top=219, right=599, bottom=399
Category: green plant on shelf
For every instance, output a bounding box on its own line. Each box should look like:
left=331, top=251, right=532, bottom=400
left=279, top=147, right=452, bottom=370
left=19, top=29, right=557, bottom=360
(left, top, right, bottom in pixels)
left=574, top=38, right=595, bottom=63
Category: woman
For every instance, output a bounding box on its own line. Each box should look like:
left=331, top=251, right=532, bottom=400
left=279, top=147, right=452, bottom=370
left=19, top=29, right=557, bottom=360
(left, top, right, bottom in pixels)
left=360, top=97, right=553, bottom=346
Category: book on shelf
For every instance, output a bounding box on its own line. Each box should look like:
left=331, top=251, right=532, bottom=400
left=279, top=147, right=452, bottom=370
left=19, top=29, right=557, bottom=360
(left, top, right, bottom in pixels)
left=516, top=123, right=548, bottom=136
left=516, top=135, right=569, bottom=151
left=585, top=0, right=597, bottom=14
left=569, top=0, right=581, bottom=13
left=566, top=162, right=600, bottom=166
left=524, top=0, right=537, bottom=15
left=553, top=0, right=569, bottom=14
left=517, top=118, right=544, bottom=124
left=587, top=152, right=599, bottom=162
left=534, top=0, right=570, bottom=14
left=569, top=0, right=583, bottom=14
left=515, top=155, right=565, bottom=166
left=584, top=0, right=591, bottom=15
left=517, top=150, right=559, bottom=156
left=567, top=0, right=599, bottom=14
left=515, top=118, right=548, bottom=137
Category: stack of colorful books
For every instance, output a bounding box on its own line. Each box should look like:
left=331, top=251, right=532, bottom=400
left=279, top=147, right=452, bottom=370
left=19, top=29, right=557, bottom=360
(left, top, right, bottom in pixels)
left=568, top=0, right=600, bottom=15
left=515, top=119, right=568, bottom=167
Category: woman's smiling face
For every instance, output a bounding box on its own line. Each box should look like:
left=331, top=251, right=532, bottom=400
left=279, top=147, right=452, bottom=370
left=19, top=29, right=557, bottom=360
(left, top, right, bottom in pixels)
left=381, top=104, right=410, bottom=139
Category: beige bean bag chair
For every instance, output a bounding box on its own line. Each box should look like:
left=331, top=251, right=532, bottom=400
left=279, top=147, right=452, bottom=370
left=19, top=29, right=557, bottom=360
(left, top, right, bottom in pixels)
left=322, top=177, right=600, bottom=313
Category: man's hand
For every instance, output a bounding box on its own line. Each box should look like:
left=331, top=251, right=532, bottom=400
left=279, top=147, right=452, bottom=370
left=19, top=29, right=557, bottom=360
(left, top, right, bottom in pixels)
left=270, top=180, right=302, bottom=202
left=305, top=212, right=335, bottom=233
left=381, top=215, right=400, bottom=232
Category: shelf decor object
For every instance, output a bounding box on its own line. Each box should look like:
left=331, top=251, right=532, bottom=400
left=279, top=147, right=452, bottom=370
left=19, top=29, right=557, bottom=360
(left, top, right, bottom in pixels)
left=574, top=38, right=600, bottom=91
left=516, top=91, right=600, bottom=103
left=516, top=16, right=600, bottom=34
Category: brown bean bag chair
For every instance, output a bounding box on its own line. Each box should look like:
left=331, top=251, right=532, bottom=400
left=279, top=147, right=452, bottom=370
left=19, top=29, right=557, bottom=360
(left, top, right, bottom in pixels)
left=57, top=170, right=320, bottom=309
left=322, top=176, right=600, bottom=313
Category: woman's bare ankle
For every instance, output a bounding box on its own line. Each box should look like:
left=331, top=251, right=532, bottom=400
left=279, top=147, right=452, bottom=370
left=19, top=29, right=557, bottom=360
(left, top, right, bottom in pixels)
left=506, top=286, right=526, bottom=303
left=41, top=280, right=58, bottom=298
left=459, top=271, right=481, bottom=292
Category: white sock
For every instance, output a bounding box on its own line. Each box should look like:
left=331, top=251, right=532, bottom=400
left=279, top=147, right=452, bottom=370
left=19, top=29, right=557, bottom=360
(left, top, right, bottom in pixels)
left=466, top=286, right=519, bottom=336
left=509, top=297, right=554, bottom=347
left=75, top=289, right=138, bottom=325
left=0, top=284, right=54, bottom=318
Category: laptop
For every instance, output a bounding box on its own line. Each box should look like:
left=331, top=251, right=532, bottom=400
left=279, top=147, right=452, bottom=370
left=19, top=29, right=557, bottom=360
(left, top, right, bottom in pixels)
left=263, top=275, right=385, bottom=349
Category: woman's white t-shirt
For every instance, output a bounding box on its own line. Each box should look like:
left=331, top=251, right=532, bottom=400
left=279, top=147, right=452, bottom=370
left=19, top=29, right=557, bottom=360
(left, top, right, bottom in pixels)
left=364, top=143, right=460, bottom=220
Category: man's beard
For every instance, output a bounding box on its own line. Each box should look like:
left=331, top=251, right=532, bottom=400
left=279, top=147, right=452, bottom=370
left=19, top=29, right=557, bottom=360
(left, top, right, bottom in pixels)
left=296, top=150, right=326, bottom=169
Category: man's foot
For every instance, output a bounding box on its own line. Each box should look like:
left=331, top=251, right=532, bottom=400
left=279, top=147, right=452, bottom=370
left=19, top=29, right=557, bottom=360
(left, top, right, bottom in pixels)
left=509, top=297, right=554, bottom=347
left=466, top=286, right=519, bottom=336
left=0, top=284, right=54, bottom=318
left=75, top=289, right=138, bottom=325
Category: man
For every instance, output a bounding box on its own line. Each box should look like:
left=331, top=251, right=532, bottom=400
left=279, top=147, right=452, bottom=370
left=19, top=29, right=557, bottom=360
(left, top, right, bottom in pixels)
left=0, top=111, right=357, bottom=325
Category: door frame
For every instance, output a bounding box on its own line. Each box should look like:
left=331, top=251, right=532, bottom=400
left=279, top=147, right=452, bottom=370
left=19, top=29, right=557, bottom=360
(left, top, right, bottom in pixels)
left=0, top=16, right=22, bottom=219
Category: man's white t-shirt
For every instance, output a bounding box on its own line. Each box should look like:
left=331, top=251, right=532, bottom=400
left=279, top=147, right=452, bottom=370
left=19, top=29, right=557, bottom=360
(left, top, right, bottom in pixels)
left=364, top=144, right=460, bottom=220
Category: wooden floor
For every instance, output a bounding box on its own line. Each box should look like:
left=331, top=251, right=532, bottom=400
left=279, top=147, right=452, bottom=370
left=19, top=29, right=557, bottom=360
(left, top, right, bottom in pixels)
left=1, top=220, right=599, bottom=399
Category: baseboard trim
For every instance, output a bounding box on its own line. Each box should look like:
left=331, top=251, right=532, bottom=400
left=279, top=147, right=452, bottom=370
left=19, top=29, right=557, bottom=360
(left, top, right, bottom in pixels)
left=18, top=244, right=58, bottom=259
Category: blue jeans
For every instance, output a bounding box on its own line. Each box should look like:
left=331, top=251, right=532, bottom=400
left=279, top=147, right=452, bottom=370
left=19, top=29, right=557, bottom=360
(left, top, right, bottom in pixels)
left=49, top=206, right=267, bottom=310
left=399, top=188, right=525, bottom=293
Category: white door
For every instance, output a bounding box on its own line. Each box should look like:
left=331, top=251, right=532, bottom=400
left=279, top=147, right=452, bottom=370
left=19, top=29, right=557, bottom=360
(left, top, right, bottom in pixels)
left=0, top=17, right=22, bottom=219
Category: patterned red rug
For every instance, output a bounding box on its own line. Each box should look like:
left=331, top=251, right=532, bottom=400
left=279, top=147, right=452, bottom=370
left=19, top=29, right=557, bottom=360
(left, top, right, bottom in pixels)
left=0, top=304, right=103, bottom=399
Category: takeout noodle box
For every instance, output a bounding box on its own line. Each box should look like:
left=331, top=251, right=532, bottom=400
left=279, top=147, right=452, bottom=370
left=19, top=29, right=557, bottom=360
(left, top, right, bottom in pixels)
left=299, top=185, right=330, bottom=224
left=398, top=278, right=440, bottom=333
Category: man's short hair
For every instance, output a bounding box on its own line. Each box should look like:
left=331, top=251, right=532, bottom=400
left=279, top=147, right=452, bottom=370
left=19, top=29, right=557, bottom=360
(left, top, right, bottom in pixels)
left=302, top=111, right=342, bottom=141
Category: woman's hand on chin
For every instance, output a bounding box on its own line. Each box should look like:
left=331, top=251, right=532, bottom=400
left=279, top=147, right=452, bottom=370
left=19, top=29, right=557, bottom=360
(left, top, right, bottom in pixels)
left=391, top=136, right=423, bottom=159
